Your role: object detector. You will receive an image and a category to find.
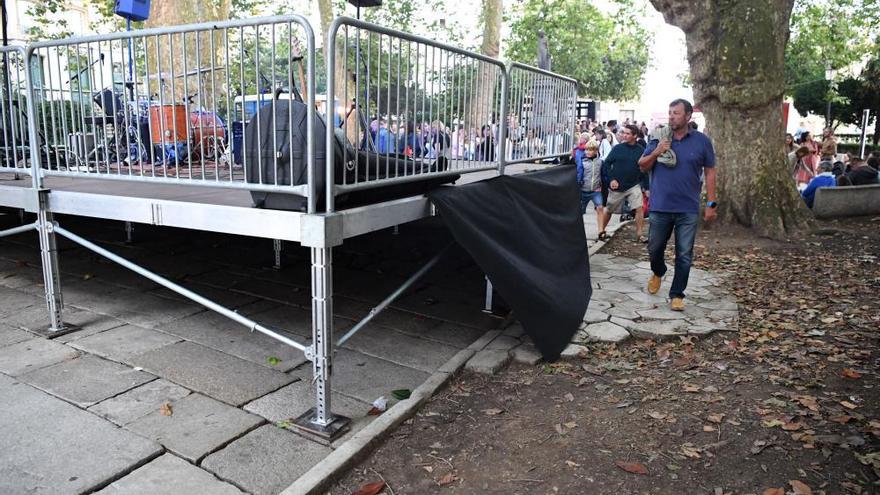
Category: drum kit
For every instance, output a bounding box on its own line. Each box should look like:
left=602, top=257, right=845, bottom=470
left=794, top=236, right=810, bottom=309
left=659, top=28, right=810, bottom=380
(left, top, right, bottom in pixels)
left=83, top=67, right=228, bottom=168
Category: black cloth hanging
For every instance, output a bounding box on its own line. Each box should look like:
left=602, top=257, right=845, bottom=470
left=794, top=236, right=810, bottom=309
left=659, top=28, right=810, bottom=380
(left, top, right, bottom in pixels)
left=429, top=165, right=591, bottom=361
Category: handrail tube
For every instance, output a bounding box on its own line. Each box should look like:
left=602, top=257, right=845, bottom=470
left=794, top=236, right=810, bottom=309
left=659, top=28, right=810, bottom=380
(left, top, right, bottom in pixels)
left=0, top=222, right=37, bottom=239
left=52, top=223, right=308, bottom=352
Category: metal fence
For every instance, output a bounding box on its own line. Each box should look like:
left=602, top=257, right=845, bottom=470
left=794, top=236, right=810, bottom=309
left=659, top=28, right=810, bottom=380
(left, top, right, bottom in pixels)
left=0, top=46, right=34, bottom=175
left=324, top=17, right=510, bottom=212
left=24, top=15, right=315, bottom=194
left=505, top=62, right=577, bottom=165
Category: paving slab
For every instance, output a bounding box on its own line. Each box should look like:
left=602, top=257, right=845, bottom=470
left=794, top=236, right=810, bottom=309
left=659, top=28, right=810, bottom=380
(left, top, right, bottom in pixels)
left=130, top=341, right=296, bottom=406
left=583, top=309, right=610, bottom=323
left=89, top=379, right=193, bottom=426
left=0, top=337, right=80, bottom=376
left=637, top=308, right=689, bottom=320
left=626, top=320, right=690, bottom=340
left=511, top=344, right=542, bottom=365
left=465, top=349, right=511, bottom=374
left=95, top=453, right=244, bottom=495
left=244, top=377, right=371, bottom=425
left=0, top=374, right=162, bottom=495
left=156, top=310, right=307, bottom=372
left=331, top=348, right=431, bottom=404
left=484, top=334, right=521, bottom=351
left=202, top=425, right=332, bottom=495
left=0, top=286, right=42, bottom=317
left=578, top=321, right=631, bottom=343
left=125, top=393, right=264, bottom=462
left=340, top=323, right=462, bottom=373
left=0, top=323, right=33, bottom=347
left=20, top=354, right=155, bottom=408
left=501, top=324, right=525, bottom=338
left=70, top=324, right=182, bottom=362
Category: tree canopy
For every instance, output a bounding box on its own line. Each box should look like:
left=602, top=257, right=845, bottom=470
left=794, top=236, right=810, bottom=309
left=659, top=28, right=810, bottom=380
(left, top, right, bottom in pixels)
left=505, top=0, right=650, bottom=101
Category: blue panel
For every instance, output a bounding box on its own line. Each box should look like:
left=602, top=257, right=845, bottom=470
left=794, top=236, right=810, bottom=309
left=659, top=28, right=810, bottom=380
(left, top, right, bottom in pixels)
left=114, top=0, right=151, bottom=22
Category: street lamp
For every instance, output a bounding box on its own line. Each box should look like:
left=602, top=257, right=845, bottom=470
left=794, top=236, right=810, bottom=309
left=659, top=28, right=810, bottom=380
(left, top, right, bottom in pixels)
left=824, top=61, right=836, bottom=128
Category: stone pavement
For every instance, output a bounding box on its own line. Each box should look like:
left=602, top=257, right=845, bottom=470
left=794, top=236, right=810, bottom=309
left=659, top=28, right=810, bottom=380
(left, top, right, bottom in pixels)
left=0, top=205, right=736, bottom=494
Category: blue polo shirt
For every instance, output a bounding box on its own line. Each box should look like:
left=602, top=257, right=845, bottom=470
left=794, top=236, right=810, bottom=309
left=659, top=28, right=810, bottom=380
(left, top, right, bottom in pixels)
left=643, top=130, right=715, bottom=213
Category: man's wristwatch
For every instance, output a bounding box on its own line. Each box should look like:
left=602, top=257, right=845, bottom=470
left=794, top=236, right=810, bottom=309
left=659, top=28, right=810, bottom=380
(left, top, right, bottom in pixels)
left=706, top=201, right=718, bottom=208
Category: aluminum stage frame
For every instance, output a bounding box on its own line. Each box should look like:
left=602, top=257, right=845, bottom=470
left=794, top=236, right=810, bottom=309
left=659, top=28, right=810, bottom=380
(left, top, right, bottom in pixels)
left=0, top=15, right=577, bottom=442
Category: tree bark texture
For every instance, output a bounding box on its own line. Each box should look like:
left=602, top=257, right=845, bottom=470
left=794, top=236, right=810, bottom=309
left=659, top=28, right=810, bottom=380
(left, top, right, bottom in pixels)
left=650, top=0, right=811, bottom=237
left=470, top=0, right=502, bottom=128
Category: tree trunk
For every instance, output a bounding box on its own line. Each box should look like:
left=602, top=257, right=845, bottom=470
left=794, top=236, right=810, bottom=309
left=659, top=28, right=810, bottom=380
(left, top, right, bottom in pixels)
left=470, top=0, right=502, bottom=128
left=318, top=0, right=358, bottom=144
left=650, top=0, right=811, bottom=237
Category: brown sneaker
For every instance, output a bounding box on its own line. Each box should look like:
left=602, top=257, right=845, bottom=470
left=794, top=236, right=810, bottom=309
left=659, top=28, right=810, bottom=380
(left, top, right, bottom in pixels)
left=670, top=297, right=685, bottom=311
left=647, top=274, right=661, bottom=295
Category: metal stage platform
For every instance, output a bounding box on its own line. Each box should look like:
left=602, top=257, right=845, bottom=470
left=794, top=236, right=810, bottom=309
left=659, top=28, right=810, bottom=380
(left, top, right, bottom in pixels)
left=0, top=14, right=576, bottom=443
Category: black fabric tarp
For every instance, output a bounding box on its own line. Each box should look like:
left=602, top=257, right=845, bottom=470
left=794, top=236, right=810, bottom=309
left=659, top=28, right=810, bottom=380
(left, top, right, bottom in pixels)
left=429, top=165, right=591, bottom=361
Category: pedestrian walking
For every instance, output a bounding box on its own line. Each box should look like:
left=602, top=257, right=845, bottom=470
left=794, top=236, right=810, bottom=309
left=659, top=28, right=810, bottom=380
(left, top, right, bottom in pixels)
left=638, top=99, right=717, bottom=311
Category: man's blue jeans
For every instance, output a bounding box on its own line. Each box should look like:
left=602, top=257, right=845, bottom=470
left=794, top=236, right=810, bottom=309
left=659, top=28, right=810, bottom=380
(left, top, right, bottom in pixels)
left=647, top=212, right=699, bottom=299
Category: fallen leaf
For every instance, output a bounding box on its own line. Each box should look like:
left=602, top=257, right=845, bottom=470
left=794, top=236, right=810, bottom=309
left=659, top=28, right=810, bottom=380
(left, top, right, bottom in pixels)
left=564, top=421, right=578, bottom=429
left=683, top=384, right=701, bottom=393
left=657, top=348, right=671, bottom=361
left=829, top=415, right=852, bottom=424
left=681, top=444, right=702, bottom=458
left=762, top=419, right=785, bottom=428
left=648, top=411, right=667, bottom=420
left=795, top=396, right=819, bottom=412
left=483, top=408, right=503, bottom=416
left=789, top=480, right=812, bottom=495
left=83, top=273, right=93, bottom=280
left=703, top=425, right=716, bottom=432
left=554, top=423, right=566, bottom=435
left=423, top=466, right=434, bottom=473
left=565, top=460, right=580, bottom=467
left=841, top=401, right=859, bottom=410
left=352, top=480, right=386, bottom=495
left=842, top=369, right=862, bottom=379
left=564, top=392, right=575, bottom=402
left=159, top=403, right=173, bottom=416
left=782, top=422, right=804, bottom=431
left=615, top=461, right=648, bottom=475
left=707, top=413, right=725, bottom=424
left=367, top=407, right=384, bottom=416
left=437, top=473, right=458, bottom=486
left=762, top=489, right=784, bottom=495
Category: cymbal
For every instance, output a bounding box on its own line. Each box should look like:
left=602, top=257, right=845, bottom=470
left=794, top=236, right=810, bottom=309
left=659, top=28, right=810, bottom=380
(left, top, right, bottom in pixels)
left=176, top=67, right=226, bottom=78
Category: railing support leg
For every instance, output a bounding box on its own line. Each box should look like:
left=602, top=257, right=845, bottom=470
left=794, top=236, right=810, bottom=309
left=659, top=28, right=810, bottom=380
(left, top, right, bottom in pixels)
left=34, top=191, right=76, bottom=337
left=124, top=221, right=134, bottom=244
left=273, top=239, right=283, bottom=270
left=482, top=276, right=494, bottom=314
left=292, top=246, right=350, bottom=444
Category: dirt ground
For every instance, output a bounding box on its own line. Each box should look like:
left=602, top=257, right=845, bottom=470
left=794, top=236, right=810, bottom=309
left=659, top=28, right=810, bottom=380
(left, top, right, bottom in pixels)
left=329, top=216, right=880, bottom=495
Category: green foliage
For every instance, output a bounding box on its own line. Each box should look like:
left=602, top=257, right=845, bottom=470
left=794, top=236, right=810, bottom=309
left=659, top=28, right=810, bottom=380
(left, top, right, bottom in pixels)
left=24, top=0, right=74, bottom=40
left=505, top=0, right=650, bottom=101
left=785, top=0, right=878, bottom=92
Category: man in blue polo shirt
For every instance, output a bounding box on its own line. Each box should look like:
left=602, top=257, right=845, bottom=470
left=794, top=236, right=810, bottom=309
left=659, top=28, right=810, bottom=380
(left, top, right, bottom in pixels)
left=638, top=99, right=717, bottom=311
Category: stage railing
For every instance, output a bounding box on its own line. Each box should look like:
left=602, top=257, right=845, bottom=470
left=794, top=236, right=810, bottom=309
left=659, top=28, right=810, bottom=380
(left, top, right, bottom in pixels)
left=324, top=17, right=510, bottom=212
left=0, top=46, right=34, bottom=176
left=504, top=62, right=577, bottom=166
left=24, top=15, right=315, bottom=197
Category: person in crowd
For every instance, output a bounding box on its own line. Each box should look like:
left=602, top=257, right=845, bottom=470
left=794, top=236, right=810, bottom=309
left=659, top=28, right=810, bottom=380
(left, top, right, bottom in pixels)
left=593, top=128, right=613, bottom=160
left=801, top=161, right=835, bottom=208
left=375, top=119, right=395, bottom=154
left=639, top=98, right=716, bottom=312
left=868, top=155, right=880, bottom=171
left=401, top=121, right=424, bottom=158
left=785, top=133, right=797, bottom=154
left=839, top=156, right=880, bottom=186
left=820, top=127, right=837, bottom=162
left=789, top=145, right=813, bottom=188
left=524, top=128, right=546, bottom=157
left=573, top=136, right=606, bottom=238
left=476, top=124, right=495, bottom=162
left=798, top=131, right=820, bottom=181
left=794, top=121, right=808, bottom=141
left=602, top=124, right=647, bottom=243
left=640, top=122, right=649, bottom=138
left=606, top=120, right=619, bottom=145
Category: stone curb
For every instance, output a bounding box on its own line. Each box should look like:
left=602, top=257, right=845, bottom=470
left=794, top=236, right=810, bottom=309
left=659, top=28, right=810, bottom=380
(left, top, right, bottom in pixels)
left=280, top=348, right=475, bottom=495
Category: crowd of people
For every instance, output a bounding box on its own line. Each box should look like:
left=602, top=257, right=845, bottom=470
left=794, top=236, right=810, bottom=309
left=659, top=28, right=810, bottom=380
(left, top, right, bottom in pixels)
left=363, top=115, right=570, bottom=162
left=788, top=126, right=880, bottom=208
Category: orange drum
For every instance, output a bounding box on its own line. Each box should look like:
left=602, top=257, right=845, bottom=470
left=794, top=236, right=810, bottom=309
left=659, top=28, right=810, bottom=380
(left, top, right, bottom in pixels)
left=190, top=110, right=226, bottom=144
left=149, top=104, right=190, bottom=144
